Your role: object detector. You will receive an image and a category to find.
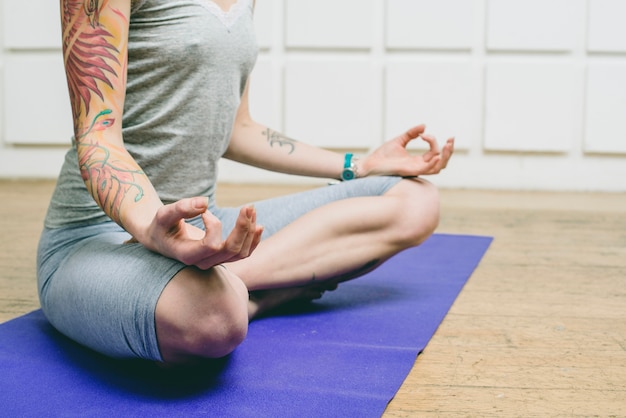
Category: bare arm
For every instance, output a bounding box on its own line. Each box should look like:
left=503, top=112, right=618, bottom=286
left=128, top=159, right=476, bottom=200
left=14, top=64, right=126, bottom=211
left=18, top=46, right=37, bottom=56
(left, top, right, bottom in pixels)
left=224, top=82, right=346, bottom=180
left=229, top=3, right=452, bottom=179
left=62, top=0, right=162, bottom=235
left=224, top=81, right=454, bottom=180
left=61, top=0, right=261, bottom=268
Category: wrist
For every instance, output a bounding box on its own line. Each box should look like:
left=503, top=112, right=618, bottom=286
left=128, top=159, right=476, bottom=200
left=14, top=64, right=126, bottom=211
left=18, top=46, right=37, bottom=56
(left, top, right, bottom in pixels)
left=340, top=153, right=359, bottom=181
left=121, top=201, right=163, bottom=245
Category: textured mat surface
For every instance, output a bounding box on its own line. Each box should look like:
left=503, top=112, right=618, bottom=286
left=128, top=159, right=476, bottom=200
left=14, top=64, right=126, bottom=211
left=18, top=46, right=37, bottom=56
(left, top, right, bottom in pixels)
left=0, top=234, right=492, bottom=417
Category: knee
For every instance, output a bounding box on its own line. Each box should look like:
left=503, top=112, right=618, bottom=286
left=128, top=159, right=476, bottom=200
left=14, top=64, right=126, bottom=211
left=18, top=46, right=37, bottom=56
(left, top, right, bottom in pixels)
left=391, top=179, right=440, bottom=247
left=156, top=267, right=250, bottom=363
left=160, top=306, right=248, bottom=364
left=189, top=307, right=248, bottom=359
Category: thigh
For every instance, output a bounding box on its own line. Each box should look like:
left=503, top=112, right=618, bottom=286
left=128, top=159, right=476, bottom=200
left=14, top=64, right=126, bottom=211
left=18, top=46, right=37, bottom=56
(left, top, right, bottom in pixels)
left=37, top=223, right=185, bottom=360
left=209, top=176, right=402, bottom=239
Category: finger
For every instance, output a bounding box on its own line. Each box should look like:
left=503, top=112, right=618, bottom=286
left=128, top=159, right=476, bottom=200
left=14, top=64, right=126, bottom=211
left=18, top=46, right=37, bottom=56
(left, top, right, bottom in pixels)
left=422, top=155, right=441, bottom=174
left=192, top=208, right=260, bottom=269
left=419, top=134, right=440, bottom=162
left=405, top=124, right=426, bottom=138
left=247, top=209, right=264, bottom=254
left=396, top=124, right=426, bottom=148
left=440, top=137, right=455, bottom=169
left=248, top=225, right=264, bottom=255
left=237, top=207, right=259, bottom=257
left=169, top=212, right=222, bottom=266
left=246, top=206, right=264, bottom=249
left=196, top=224, right=262, bottom=268
left=228, top=209, right=264, bottom=261
left=156, top=196, right=209, bottom=228
left=434, top=137, right=454, bottom=171
left=169, top=212, right=224, bottom=267
left=420, top=133, right=440, bottom=153
left=224, top=206, right=254, bottom=255
left=201, top=209, right=224, bottom=248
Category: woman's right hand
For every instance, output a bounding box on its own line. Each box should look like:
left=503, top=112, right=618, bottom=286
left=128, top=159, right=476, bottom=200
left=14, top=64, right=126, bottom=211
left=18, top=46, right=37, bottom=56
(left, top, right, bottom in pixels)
left=140, top=197, right=263, bottom=270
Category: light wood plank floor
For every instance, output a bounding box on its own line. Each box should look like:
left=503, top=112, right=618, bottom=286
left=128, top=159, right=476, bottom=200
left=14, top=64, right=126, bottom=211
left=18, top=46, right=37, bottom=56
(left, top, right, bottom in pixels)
left=1, top=180, right=624, bottom=416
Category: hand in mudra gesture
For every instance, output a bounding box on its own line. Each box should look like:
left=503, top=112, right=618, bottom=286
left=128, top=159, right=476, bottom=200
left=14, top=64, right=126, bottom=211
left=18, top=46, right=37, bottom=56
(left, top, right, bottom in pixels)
left=360, top=125, right=454, bottom=178
left=137, top=197, right=263, bottom=270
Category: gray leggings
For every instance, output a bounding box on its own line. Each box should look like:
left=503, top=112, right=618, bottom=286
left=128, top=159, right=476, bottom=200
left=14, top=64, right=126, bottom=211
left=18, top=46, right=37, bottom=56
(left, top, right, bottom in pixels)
left=37, top=176, right=401, bottom=360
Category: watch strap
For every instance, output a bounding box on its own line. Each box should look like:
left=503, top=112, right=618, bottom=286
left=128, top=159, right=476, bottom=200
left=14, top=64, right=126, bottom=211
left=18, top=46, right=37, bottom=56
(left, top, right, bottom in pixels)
left=341, top=153, right=357, bottom=181
left=344, top=153, right=354, bottom=170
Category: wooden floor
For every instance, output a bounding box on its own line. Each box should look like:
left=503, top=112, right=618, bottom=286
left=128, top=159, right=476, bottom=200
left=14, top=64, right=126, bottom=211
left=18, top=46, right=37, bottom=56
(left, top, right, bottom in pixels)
left=1, top=180, right=624, bottom=416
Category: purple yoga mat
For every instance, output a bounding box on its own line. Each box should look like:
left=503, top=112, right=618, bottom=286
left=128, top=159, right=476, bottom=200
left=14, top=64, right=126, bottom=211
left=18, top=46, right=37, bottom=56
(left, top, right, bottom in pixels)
left=0, top=234, right=491, bottom=417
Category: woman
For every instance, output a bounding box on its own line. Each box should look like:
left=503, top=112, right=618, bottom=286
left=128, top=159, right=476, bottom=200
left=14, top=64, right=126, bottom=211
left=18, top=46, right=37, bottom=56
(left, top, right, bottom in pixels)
left=38, top=0, right=454, bottom=365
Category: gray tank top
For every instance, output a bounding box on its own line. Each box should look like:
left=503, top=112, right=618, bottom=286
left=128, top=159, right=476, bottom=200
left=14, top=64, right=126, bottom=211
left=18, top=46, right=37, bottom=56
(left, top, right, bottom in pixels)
left=45, top=0, right=258, bottom=228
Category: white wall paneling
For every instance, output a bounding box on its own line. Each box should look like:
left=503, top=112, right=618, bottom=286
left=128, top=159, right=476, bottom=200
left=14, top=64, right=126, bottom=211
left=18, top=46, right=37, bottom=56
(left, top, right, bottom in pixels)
left=284, top=58, right=377, bottom=149
left=1, top=0, right=626, bottom=191
left=252, top=0, right=274, bottom=50
left=385, top=59, right=481, bottom=150
left=484, top=60, right=584, bottom=152
left=587, top=0, right=626, bottom=53
left=3, top=53, right=72, bottom=144
left=584, top=61, right=626, bottom=154
left=0, top=0, right=69, bottom=179
left=0, top=147, right=67, bottom=178
left=3, top=53, right=72, bottom=145
left=486, top=0, right=575, bottom=52
left=248, top=57, right=281, bottom=129
left=386, top=0, right=475, bottom=50
left=432, top=152, right=626, bottom=191
left=2, top=0, right=62, bottom=50
left=0, top=64, right=4, bottom=148
left=285, top=0, right=374, bottom=49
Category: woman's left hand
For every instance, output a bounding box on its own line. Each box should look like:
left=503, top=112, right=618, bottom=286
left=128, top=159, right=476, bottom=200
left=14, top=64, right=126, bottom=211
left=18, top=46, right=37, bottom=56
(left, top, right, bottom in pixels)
left=359, top=125, right=454, bottom=178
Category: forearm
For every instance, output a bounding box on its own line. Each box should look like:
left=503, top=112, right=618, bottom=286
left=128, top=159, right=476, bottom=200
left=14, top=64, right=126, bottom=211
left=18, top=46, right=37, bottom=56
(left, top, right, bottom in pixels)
left=225, top=119, right=347, bottom=180
left=76, top=134, right=163, bottom=239
left=62, top=0, right=162, bottom=241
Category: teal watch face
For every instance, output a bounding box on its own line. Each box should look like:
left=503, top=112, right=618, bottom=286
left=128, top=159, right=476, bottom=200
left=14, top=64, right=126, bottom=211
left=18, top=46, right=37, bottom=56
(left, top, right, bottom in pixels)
left=342, top=168, right=355, bottom=181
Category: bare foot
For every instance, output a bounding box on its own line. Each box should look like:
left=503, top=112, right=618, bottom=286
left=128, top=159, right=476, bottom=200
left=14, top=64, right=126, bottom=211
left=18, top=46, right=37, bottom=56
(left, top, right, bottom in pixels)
left=248, top=283, right=338, bottom=319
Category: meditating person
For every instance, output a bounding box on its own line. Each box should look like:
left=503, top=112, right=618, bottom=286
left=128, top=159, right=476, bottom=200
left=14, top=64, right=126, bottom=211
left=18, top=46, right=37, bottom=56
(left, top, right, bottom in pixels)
left=38, top=0, right=454, bottom=365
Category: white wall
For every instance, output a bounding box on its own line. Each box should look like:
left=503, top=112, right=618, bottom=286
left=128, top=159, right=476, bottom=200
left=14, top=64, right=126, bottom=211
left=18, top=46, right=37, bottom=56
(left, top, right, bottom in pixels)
left=1, top=0, right=626, bottom=192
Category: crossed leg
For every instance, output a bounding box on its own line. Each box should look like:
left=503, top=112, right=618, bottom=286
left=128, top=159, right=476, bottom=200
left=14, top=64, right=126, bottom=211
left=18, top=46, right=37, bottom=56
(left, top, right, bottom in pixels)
left=155, top=178, right=440, bottom=364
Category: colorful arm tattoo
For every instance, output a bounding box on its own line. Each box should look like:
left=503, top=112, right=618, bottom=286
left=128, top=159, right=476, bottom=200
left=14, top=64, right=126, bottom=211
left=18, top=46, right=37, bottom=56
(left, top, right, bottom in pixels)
left=78, top=140, right=145, bottom=222
left=63, top=0, right=120, bottom=126
left=62, top=0, right=146, bottom=224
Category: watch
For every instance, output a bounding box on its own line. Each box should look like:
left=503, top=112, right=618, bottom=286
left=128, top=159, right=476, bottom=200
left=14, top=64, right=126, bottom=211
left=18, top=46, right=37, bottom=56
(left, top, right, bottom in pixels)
left=341, top=153, right=358, bottom=181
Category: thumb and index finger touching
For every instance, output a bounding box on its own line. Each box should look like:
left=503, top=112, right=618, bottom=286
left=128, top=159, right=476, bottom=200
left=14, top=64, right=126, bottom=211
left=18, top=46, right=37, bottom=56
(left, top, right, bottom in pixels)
left=397, top=125, right=454, bottom=160
left=395, top=124, right=426, bottom=148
